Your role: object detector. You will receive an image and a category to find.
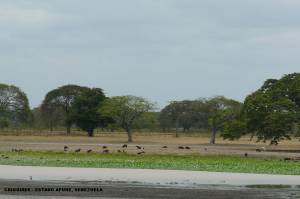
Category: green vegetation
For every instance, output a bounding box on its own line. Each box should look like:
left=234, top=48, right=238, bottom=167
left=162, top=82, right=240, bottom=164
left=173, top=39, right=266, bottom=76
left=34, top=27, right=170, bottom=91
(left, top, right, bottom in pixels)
left=100, top=95, right=156, bottom=142
left=1, top=72, right=300, bottom=145
left=70, top=88, right=106, bottom=137
left=41, top=84, right=90, bottom=135
left=240, top=73, right=300, bottom=144
left=0, top=151, right=299, bottom=175
left=158, top=97, right=242, bottom=144
left=0, top=83, right=32, bottom=128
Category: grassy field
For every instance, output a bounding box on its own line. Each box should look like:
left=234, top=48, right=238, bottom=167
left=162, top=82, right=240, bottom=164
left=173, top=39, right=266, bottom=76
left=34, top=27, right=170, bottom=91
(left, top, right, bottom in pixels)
left=1, top=132, right=299, bottom=146
left=0, top=151, right=299, bottom=175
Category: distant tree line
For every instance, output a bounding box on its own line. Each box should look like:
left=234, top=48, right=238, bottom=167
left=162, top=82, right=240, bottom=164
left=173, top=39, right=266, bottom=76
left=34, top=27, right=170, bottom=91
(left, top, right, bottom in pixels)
left=0, top=72, right=299, bottom=144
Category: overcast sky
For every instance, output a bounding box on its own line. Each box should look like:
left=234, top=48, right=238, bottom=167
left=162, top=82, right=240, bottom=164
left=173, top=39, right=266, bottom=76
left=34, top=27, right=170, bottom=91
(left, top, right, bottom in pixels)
left=1, top=0, right=300, bottom=108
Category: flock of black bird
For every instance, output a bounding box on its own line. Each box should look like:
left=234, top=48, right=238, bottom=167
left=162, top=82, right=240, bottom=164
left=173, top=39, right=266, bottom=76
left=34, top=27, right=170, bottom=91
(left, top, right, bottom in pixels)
left=178, top=146, right=191, bottom=150
left=1, top=145, right=299, bottom=162
left=0, top=154, right=9, bottom=159
left=61, top=144, right=194, bottom=155
left=3, top=146, right=270, bottom=156
left=11, top=148, right=24, bottom=152
left=62, top=144, right=148, bottom=155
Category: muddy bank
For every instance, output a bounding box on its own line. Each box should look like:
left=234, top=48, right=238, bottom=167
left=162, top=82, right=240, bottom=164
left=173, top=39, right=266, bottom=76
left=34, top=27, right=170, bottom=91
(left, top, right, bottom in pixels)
left=0, top=180, right=299, bottom=199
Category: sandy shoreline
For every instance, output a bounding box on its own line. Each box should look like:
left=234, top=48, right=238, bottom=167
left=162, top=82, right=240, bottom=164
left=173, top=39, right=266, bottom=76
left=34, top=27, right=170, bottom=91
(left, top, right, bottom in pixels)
left=0, top=165, right=299, bottom=186
left=0, top=165, right=299, bottom=198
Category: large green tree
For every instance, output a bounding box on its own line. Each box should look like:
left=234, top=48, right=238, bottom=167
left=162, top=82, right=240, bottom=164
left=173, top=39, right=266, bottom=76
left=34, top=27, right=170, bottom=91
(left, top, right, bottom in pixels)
left=159, top=101, right=190, bottom=134
left=206, top=96, right=242, bottom=144
left=243, top=92, right=298, bottom=144
left=133, top=112, right=160, bottom=131
left=41, top=85, right=89, bottom=135
left=223, top=73, right=300, bottom=144
left=241, top=73, right=300, bottom=144
left=32, top=106, right=65, bottom=130
left=159, top=100, right=208, bottom=136
left=0, top=84, right=31, bottom=127
left=99, top=96, right=155, bottom=142
left=71, top=88, right=106, bottom=137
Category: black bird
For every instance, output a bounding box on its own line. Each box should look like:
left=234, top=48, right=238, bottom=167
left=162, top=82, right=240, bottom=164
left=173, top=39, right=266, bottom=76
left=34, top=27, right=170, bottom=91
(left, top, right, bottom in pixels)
left=103, top=149, right=109, bottom=153
left=244, top=153, right=248, bottom=157
left=136, top=146, right=142, bottom=150
left=137, top=151, right=145, bottom=155
left=270, top=140, right=278, bottom=145
left=178, top=146, right=185, bottom=149
left=14, top=149, right=23, bottom=152
left=64, top=146, right=69, bottom=152
left=75, top=148, right=81, bottom=153
left=185, top=146, right=191, bottom=150
left=117, top=150, right=122, bottom=153
left=87, top=149, right=92, bottom=153
left=122, top=144, right=128, bottom=148
left=102, top=146, right=107, bottom=149
left=255, top=149, right=262, bottom=152
left=162, top=146, right=168, bottom=149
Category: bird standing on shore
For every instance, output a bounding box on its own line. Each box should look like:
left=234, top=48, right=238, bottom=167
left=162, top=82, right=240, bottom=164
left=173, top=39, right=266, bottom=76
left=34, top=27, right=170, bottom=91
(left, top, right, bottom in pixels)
left=87, top=149, right=92, bottom=153
left=64, top=146, right=69, bottom=152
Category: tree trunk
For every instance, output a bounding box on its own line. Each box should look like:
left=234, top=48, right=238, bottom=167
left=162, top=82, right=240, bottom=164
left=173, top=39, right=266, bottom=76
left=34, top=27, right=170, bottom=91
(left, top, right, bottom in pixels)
left=210, top=125, right=217, bottom=144
left=67, top=125, right=71, bottom=136
left=88, top=129, right=94, bottom=137
left=127, top=129, right=133, bottom=142
left=175, top=121, right=179, bottom=138
left=50, top=121, right=53, bottom=132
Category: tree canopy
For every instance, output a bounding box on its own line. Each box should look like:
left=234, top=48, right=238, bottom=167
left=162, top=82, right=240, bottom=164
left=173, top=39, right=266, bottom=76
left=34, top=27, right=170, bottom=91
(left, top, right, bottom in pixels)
left=159, top=100, right=208, bottom=135
left=71, top=88, right=106, bottom=136
left=100, top=95, right=155, bottom=142
left=158, top=97, right=241, bottom=144
left=0, top=83, right=31, bottom=128
left=1, top=72, right=299, bottom=144
left=241, top=73, right=300, bottom=144
left=206, top=96, right=242, bottom=144
left=41, top=84, right=89, bottom=135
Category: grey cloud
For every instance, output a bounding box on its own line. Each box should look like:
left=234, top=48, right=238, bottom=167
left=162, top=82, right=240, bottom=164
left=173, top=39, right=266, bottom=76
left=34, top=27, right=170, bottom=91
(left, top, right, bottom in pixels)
left=0, top=0, right=299, bottom=108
